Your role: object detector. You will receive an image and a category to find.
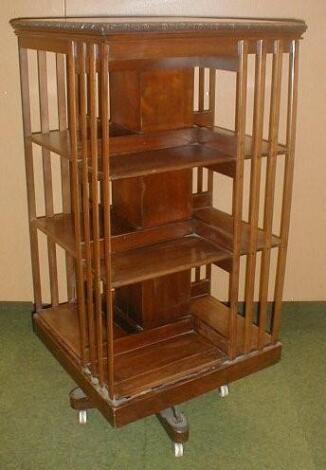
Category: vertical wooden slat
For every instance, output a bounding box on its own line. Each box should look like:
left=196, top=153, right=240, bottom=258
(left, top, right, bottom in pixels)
left=195, top=67, right=204, bottom=281
left=197, top=67, right=205, bottom=194
left=205, top=68, right=216, bottom=288
left=78, top=42, right=96, bottom=365
left=209, top=68, right=216, bottom=118
left=18, top=46, right=42, bottom=311
left=101, top=43, right=115, bottom=399
left=198, top=67, right=205, bottom=111
left=37, top=50, right=59, bottom=306
left=89, top=43, right=104, bottom=385
left=272, top=40, right=299, bottom=342
left=56, top=52, right=75, bottom=302
left=258, top=41, right=283, bottom=348
left=207, top=68, right=216, bottom=201
left=243, top=40, right=267, bottom=353
left=67, top=41, right=87, bottom=365
left=229, top=40, right=248, bottom=359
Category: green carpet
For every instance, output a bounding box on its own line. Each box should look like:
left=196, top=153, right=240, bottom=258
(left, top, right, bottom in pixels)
left=0, top=302, right=325, bottom=469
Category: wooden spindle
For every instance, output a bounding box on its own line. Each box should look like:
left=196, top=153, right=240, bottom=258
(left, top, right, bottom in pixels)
left=100, top=43, right=115, bottom=399
left=207, top=68, right=216, bottom=201
left=18, top=46, right=42, bottom=311
left=196, top=67, right=205, bottom=194
left=209, top=68, right=216, bottom=119
left=243, top=40, right=267, bottom=353
left=272, top=40, right=299, bottom=342
left=89, top=43, right=104, bottom=384
left=258, top=41, right=283, bottom=349
left=56, top=53, right=75, bottom=302
left=78, top=42, right=96, bottom=365
left=67, top=41, right=87, bottom=365
left=37, top=50, right=59, bottom=306
left=229, top=40, right=248, bottom=359
left=205, top=68, right=216, bottom=289
left=198, top=67, right=205, bottom=111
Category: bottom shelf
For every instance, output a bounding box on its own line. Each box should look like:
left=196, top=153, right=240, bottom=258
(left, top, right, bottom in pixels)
left=191, top=295, right=272, bottom=355
left=34, top=296, right=272, bottom=400
left=35, top=303, right=127, bottom=364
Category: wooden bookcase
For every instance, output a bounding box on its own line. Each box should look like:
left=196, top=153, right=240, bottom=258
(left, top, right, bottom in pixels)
left=11, top=16, right=306, bottom=457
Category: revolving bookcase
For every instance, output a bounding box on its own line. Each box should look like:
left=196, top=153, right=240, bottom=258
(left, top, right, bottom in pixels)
left=11, top=16, right=306, bottom=457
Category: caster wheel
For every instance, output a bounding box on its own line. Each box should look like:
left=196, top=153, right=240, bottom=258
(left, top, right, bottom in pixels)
left=78, top=410, right=87, bottom=424
left=218, top=385, right=229, bottom=398
left=174, top=442, right=184, bottom=458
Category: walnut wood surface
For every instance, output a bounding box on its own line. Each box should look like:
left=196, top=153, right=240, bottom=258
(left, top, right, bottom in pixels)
left=13, top=16, right=304, bottom=428
left=193, top=207, right=281, bottom=253
left=110, top=235, right=230, bottom=288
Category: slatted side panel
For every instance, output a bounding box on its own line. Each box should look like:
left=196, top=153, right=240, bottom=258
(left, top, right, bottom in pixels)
left=19, top=47, right=74, bottom=310
left=238, top=39, right=292, bottom=354
left=19, top=40, right=115, bottom=394
left=194, top=41, right=296, bottom=358
left=69, top=42, right=114, bottom=398
left=19, top=47, right=75, bottom=306
left=72, top=41, right=114, bottom=396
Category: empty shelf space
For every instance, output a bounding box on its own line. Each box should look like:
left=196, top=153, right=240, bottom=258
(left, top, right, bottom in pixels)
left=35, top=210, right=134, bottom=257
left=29, top=126, right=286, bottom=171
left=35, top=214, right=76, bottom=256
left=34, top=302, right=127, bottom=363
left=110, top=235, right=231, bottom=288
left=105, top=144, right=235, bottom=180
left=194, top=207, right=281, bottom=254
left=31, top=130, right=72, bottom=158
left=198, top=126, right=287, bottom=157
left=191, top=295, right=272, bottom=354
left=29, top=126, right=197, bottom=160
left=35, top=302, right=226, bottom=400
left=114, top=329, right=225, bottom=398
left=29, top=122, right=137, bottom=160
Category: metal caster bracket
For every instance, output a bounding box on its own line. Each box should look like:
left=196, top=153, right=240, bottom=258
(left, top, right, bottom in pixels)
left=218, top=384, right=229, bottom=398
left=78, top=409, right=87, bottom=424
left=174, top=442, right=184, bottom=457
left=70, top=387, right=95, bottom=424
left=157, top=407, right=189, bottom=457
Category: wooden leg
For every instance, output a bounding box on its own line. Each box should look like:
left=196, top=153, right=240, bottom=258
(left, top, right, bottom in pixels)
left=157, top=407, right=189, bottom=457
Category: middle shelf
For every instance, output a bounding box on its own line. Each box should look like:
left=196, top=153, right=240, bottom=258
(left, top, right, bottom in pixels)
left=110, top=235, right=229, bottom=288
left=35, top=205, right=281, bottom=288
left=29, top=125, right=287, bottom=180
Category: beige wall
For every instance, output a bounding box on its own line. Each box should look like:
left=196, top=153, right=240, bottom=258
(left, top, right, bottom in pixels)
left=1, top=1, right=325, bottom=301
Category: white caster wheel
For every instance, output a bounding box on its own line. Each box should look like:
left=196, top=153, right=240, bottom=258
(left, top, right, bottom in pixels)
left=78, top=410, right=87, bottom=424
left=174, top=442, right=184, bottom=458
left=218, top=385, right=229, bottom=398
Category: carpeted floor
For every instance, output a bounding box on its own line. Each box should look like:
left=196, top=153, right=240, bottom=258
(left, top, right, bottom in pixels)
left=0, top=302, right=325, bottom=470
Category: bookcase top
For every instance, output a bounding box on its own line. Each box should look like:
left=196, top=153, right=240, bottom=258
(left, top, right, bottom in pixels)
left=11, top=16, right=307, bottom=37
